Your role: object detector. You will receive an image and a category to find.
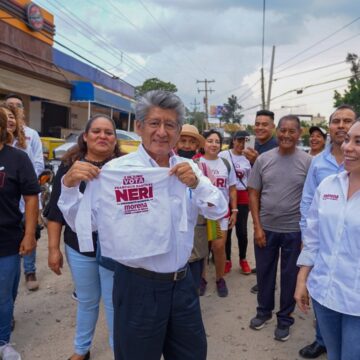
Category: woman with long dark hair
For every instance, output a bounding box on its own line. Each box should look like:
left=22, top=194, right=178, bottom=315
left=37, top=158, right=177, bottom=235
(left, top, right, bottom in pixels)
left=46, top=114, right=122, bottom=360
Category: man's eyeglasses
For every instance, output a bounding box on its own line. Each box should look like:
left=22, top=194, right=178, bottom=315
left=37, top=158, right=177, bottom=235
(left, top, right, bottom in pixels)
left=144, top=120, right=180, bottom=131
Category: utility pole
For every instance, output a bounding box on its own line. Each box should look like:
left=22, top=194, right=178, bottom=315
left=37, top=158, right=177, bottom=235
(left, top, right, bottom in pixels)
left=190, top=98, right=201, bottom=130
left=266, top=45, right=276, bottom=110
left=190, top=98, right=200, bottom=112
left=261, top=69, right=266, bottom=109
left=197, top=79, right=215, bottom=130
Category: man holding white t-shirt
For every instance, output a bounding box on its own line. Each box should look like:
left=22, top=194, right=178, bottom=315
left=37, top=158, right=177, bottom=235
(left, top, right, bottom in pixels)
left=58, top=90, right=228, bottom=360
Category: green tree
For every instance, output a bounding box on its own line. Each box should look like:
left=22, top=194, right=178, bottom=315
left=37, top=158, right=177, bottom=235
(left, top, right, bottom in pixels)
left=334, top=53, right=360, bottom=115
left=135, top=78, right=178, bottom=97
left=187, top=110, right=206, bottom=133
left=220, top=95, right=244, bottom=124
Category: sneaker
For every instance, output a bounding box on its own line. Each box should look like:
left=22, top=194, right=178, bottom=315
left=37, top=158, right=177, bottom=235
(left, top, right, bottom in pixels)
left=249, top=315, right=273, bottom=330
left=239, top=259, right=251, bottom=274
left=250, top=284, right=258, bottom=294
left=251, top=267, right=257, bottom=274
left=0, top=343, right=22, bottom=360
left=25, top=273, right=39, bottom=291
left=274, top=325, right=290, bottom=341
left=199, top=278, right=207, bottom=296
left=216, top=278, right=228, bottom=297
left=71, top=291, right=78, bottom=301
left=224, top=260, right=232, bottom=274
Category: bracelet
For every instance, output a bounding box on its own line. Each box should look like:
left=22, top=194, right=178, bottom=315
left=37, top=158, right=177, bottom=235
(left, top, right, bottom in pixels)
left=231, top=209, right=239, bottom=212
left=189, top=176, right=199, bottom=190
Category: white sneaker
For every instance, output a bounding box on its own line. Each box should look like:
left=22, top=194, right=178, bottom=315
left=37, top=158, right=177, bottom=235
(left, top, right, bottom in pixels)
left=0, top=344, right=22, bottom=360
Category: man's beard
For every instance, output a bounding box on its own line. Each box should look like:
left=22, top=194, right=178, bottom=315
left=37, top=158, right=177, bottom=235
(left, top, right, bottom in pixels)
left=177, top=149, right=196, bottom=159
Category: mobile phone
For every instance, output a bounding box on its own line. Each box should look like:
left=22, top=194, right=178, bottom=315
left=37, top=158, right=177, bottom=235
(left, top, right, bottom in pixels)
left=245, top=135, right=255, bottom=149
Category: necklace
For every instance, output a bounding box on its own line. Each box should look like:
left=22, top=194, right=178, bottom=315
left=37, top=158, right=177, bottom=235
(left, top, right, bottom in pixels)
left=83, top=157, right=113, bottom=168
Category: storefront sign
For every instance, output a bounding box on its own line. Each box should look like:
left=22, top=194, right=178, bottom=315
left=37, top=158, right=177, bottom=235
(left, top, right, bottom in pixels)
left=26, top=2, right=44, bottom=31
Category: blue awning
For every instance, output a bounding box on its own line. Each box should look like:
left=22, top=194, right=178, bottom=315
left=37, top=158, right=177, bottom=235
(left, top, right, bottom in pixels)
left=71, top=81, right=134, bottom=113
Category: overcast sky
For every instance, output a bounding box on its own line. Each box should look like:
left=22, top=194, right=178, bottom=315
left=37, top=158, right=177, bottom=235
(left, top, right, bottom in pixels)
left=37, top=0, right=360, bottom=124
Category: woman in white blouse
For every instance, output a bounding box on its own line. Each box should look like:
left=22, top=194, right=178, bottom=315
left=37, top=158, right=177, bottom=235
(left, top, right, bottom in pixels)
left=295, top=120, right=360, bottom=360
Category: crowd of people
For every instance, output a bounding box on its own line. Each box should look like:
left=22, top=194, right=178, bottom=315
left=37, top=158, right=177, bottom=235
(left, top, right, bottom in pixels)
left=0, top=89, right=359, bottom=360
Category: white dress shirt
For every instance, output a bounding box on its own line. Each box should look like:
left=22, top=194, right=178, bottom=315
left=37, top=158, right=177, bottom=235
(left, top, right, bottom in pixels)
left=58, top=145, right=228, bottom=272
left=297, top=171, right=360, bottom=316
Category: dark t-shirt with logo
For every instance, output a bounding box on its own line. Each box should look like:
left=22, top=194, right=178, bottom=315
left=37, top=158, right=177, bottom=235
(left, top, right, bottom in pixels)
left=0, top=145, right=40, bottom=257
left=46, top=163, right=97, bottom=257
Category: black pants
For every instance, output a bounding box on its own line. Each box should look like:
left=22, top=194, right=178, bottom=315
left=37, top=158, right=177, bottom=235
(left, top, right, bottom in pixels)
left=113, top=264, right=207, bottom=360
left=255, top=230, right=301, bottom=328
left=225, top=204, right=249, bottom=261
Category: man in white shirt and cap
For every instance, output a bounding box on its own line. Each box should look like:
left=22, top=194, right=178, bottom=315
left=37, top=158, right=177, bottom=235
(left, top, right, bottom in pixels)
left=59, top=90, right=228, bottom=360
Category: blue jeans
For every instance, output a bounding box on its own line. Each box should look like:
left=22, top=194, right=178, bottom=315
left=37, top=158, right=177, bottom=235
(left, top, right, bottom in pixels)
left=65, top=245, right=114, bottom=355
left=0, top=254, right=21, bottom=345
left=23, top=248, right=36, bottom=274
left=313, top=298, right=360, bottom=360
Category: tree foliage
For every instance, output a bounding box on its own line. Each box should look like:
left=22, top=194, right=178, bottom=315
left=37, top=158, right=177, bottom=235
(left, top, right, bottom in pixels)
left=187, top=111, right=206, bottom=133
left=220, top=95, right=244, bottom=124
left=334, top=53, right=360, bottom=115
left=135, top=78, right=178, bottom=97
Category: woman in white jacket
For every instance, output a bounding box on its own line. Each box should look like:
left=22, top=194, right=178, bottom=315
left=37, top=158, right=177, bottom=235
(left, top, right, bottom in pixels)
left=295, top=120, right=360, bottom=360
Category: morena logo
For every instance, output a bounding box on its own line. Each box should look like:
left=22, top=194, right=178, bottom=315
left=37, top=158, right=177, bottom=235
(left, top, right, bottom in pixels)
left=123, top=175, right=145, bottom=185
left=115, top=185, right=153, bottom=203
left=322, top=194, right=339, bottom=201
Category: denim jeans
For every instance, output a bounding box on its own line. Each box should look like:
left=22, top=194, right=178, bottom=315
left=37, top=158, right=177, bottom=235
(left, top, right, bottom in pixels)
left=23, top=248, right=36, bottom=274
left=65, top=245, right=114, bottom=355
left=0, top=254, right=21, bottom=345
left=313, top=298, right=360, bottom=360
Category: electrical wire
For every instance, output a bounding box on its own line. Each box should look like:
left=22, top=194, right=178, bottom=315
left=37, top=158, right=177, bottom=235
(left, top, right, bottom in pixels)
left=274, top=60, right=346, bottom=81
left=276, top=15, right=360, bottom=70
left=137, top=0, right=207, bottom=78
left=40, top=0, right=158, bottom=80
left=270, top=74, right=357, bottom=102
left=275, top=31, right=360, bottom=74
left=99, top=0, right=202, bottom=80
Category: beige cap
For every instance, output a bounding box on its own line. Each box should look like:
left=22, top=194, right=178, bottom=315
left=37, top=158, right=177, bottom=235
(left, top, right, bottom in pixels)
left=180, top=124, right=205, bottom=148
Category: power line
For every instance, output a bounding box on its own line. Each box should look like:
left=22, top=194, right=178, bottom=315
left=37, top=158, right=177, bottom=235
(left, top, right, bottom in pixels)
left=106, top=0, right=194, bottom=78
left=40, top=0, right=158, bottom=80
left=274, top=60, right=346, bottom=81
left=275, top=31, right=360, bottom=74
left=271, top=82, right=348, bottom=105
left=270, top=73, right=357, bottom=102
left=237, top=79, right=261, bottom=103
left=137, top=0, right=206, bottom=78
left=276, top=15, right=360, bottom=70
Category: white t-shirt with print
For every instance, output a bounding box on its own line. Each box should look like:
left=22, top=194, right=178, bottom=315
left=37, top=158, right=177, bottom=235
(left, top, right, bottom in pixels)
left=219, top=150, right=251, bottom=190
left=199, top=157, right=236, bottom=203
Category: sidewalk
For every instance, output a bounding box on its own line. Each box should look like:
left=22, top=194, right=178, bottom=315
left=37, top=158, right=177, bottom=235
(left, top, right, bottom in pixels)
left=12, top=220, right=324, bottom=359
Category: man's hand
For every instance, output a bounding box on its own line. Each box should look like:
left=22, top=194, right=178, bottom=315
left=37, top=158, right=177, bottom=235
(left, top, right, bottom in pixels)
left=63, top=161, right=101, bottom=188
left=169, top=162, right=198, bottom=188
left=48, top=248, right=64, bottom=275
left=243, top=147, right=259, bottom=165
left=228, top=212, right=237, bottom=229
left=19, top=234, right=36, bottom=256
left=294, top=279, right=310, bottom=314
left=254, top=226, right=266, bottom=247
